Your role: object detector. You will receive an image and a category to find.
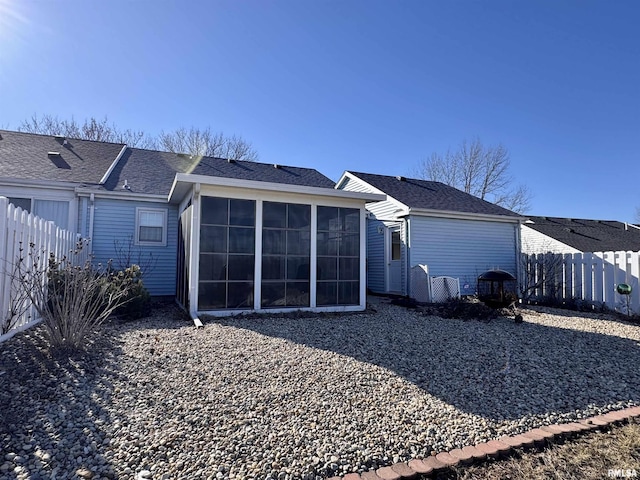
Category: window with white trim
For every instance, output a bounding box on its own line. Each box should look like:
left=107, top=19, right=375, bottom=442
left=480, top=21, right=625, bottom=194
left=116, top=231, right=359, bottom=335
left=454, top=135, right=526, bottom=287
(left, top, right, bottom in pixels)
left=136, top=208, right=167, bottom=246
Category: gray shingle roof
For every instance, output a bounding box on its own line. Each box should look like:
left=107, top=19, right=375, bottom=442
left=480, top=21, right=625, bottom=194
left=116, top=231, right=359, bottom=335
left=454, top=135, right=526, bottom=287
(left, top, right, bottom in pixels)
left=0, top=130, right=336, bottom=196
left=525, top=216, right=640, bottom=252
left=103, top=149, right=335, bottom=196
left=348, top=171, right=521, bottom=217
left=0, top=130, right=124, bottom=184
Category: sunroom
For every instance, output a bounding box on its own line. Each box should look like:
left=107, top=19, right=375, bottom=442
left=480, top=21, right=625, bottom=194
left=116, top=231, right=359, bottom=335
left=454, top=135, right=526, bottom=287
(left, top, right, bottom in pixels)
left=169, top=173, right=383, bottom=318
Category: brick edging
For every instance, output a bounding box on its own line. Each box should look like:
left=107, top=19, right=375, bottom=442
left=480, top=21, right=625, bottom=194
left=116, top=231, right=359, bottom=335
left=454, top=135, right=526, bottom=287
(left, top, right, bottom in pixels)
left=326, top=406, right=640, bottom=480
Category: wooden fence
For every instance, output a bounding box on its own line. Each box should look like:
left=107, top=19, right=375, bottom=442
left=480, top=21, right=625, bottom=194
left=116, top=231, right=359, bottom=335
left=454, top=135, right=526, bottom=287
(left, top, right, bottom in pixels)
left=0, top=196, right=89, bottom=342
left=522, top=251, right=640, bottom=314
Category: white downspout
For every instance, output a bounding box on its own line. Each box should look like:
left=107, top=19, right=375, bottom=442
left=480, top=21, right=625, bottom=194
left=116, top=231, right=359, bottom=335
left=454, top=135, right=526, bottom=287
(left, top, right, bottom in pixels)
left=189, top=184, right=203, bottom=327
left=88, top=193, right=95, bottom=254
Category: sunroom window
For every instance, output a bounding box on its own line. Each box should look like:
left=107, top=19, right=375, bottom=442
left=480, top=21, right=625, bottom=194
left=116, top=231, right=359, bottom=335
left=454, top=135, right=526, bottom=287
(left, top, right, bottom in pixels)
left=316, top=206, right=360, bottom=306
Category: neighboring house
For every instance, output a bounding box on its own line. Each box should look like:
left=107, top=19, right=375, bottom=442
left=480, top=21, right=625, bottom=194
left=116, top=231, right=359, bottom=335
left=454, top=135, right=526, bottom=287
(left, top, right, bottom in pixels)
left=0, top=130, right=382, bottom=318
left=336, top=171, right=524, bottom=296
left=521, top=216, right=640, bottom=254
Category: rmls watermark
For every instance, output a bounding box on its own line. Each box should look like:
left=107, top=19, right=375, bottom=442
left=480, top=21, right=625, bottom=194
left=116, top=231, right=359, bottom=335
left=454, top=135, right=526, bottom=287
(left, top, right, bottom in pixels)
left=608, top=469, right=638, bottom=478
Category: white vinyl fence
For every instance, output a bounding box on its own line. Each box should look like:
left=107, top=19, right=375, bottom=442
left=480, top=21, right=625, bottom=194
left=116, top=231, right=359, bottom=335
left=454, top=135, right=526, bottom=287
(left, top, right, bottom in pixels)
left=523, top=251, right=640, bottom=314
left=0, top=196, right=89, bottom=342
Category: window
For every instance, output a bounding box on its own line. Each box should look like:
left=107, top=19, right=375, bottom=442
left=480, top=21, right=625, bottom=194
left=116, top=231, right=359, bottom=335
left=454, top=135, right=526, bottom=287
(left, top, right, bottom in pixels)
left=391, top=231, right=401, bottom=260
left=136, top=208, right=167, bottom=246
left=8, top=197, right=31, bottom=212
left=199, top=197, right=256, bottom=310
left=261, top=202, right=311, bottom=308
left=8, top=197, right=70, bottom=230
left=317, top=206, right=360, bottom=306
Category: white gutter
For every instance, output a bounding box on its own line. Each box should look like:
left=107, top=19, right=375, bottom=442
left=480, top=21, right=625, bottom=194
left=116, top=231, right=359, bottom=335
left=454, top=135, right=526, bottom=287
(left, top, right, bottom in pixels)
left=168, top=173, right=385, bottom=204
left=99, top=145, right=128, bottom=185
left=408, top=207, right=524, bottom=223
left=75, top=187, right=167, bottom=202
left=0, top=177, right=80, bottom=189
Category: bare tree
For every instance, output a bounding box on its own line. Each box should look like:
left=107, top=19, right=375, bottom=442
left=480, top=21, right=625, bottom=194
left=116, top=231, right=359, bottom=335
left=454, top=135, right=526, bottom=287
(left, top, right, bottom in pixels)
left=157, top=126, right=258, bottom=161
left=18, top=114, right=157, bottom=149
left=17, top=114, right=258, bottom=161
left=414, top=138, right=532, bottom=213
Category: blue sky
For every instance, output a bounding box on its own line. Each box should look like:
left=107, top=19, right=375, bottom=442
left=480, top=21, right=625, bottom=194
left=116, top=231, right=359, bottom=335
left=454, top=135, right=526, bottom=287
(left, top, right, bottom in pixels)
left=1, top=0, right=639, bottom=220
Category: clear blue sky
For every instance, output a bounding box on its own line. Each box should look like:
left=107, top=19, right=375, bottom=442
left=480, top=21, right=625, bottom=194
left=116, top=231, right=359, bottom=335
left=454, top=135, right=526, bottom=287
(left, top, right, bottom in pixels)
left=1, top=1, right=639, bottom=220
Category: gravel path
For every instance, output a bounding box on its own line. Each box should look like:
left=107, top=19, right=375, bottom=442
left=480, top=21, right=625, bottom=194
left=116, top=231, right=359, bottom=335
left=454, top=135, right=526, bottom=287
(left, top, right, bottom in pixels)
left=1, top=300, right=639, bottom=480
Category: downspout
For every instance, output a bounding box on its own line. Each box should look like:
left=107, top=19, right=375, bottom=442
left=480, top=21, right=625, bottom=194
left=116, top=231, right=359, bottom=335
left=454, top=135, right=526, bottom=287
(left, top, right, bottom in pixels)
left=405, top=216, right=411, bottom=297
left=189, top=184, right=203, bottom=328
left=88, top=193, right=95, bottom=254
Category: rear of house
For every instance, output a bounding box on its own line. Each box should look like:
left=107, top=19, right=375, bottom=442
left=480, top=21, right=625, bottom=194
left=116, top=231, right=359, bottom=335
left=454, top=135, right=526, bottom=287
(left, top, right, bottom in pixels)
left=337, top=171, right=524, bottom=297
left=0, top=130, right=380, bottom=316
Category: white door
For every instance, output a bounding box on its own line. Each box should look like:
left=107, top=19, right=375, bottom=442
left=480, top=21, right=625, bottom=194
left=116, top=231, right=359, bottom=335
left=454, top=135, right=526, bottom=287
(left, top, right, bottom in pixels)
left=388, top=227, right=402, bottom=293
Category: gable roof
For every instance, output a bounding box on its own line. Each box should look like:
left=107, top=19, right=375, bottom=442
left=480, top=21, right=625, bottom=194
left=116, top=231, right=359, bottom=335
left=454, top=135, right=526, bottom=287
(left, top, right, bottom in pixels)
left=0, top=129, right=124, bottom=184
left=346, top=171, right=521, bottom=218
left=524, top=216, right=640, bottom=252
left=0, top=130, right=335, bottom=196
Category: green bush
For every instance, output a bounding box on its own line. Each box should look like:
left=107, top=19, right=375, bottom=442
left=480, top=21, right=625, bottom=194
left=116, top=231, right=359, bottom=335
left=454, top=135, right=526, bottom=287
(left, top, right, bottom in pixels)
left=112, top=264, right=151, bottom=320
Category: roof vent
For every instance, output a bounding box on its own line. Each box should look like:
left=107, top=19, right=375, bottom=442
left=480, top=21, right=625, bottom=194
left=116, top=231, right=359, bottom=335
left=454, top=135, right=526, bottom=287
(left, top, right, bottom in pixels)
left=122, top=179, right=131, bottom=190
left=177, top=153, right=192, bottom=159
left=396, top=175, right=405, bottom=181
left=273, top=164, right=281, bottom=169
left=48, top=151, right=61, bottom=156
left=227, top=158, right=236, bottom=163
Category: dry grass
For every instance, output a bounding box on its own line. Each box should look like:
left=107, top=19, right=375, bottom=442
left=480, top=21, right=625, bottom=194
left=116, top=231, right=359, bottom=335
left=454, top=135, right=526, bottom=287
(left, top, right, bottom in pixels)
left=441, top=422, right=640, bottom=480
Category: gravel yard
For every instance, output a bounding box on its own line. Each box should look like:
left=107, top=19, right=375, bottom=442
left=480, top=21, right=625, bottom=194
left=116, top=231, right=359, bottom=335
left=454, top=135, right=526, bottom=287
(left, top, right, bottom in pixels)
left=1, top=299, right=640, bottom=480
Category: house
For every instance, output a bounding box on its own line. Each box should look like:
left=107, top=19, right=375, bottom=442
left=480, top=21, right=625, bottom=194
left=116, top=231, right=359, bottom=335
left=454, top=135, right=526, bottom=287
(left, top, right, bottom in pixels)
left=521, top=216, right=640, bottom=254
left=0, top=130, right=382, bottom=319
left=336, top=171, right=524, bottom=297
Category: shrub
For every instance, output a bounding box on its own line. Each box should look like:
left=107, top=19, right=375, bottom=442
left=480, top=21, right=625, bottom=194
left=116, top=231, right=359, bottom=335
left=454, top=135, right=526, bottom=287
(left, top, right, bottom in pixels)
left=113, top=265, right=151, bottom=320
left=14, top=244, right=135, bottom=353
left=421, top=296, right=500, bottom=321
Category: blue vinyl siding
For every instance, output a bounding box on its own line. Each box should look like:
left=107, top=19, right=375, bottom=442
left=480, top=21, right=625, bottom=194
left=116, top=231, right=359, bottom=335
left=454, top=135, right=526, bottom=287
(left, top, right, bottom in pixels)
left=409, top=216, right=518, bottom=295
left=91, top=198, right=178, bottom=296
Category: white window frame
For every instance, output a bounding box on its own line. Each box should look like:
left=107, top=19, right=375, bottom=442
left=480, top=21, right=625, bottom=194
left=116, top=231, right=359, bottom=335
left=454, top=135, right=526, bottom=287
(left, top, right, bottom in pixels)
left=135, top=207, right=168, bottom=247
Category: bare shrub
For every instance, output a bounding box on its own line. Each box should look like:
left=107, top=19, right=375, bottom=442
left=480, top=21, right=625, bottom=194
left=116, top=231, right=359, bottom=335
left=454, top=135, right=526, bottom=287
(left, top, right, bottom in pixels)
left=13, top=242, right=135, bottom=353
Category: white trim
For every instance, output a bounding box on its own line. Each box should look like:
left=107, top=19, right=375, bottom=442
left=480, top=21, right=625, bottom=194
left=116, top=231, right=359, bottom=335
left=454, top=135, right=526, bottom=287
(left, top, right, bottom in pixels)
left=407, top=207, right=523, bottom=223
left=385, top=224, right=402, bottom=293
left=310, top=203, right=318, bottom=308
left=99, top=145, right=128, bottom=184
left=337, top=171, right=409, bottom=212
left=168, top=173, right=385, bottom=204
left=0, top=177, right=80, bottom=189
left=254, top=200, right=263, bottom=311
left=359, top=204, right=366, bottom=308
left=75, top=188, right=167, bottom=203
left=189, top=184, right=201, bottom=319
left=135, top=207, right=168, bottom=247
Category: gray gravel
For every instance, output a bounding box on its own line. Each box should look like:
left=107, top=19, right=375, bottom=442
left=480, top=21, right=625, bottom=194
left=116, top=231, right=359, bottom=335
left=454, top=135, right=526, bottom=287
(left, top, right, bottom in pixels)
left=1, top=299, right=640, bottom=479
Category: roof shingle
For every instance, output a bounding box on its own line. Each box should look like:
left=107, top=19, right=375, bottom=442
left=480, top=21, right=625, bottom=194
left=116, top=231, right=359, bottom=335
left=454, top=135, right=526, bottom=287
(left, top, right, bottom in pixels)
left=525, top=216, right=640, bottom=252
left=0, top=130, right=335, bottom=196
left=0, top=130, right=124, bottom=184
left=348, top=171, right=521, bottom=217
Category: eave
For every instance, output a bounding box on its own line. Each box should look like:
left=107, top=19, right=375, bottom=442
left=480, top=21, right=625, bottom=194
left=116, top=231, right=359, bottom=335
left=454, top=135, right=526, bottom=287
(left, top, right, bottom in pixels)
left=168, top=173, right=385, bottom=204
